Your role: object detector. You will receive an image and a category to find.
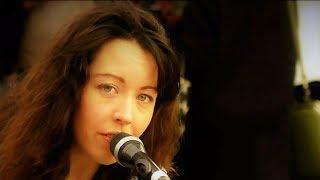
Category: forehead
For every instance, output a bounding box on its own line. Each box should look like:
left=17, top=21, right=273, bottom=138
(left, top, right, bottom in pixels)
left=89, top=38, right=158, bottom=86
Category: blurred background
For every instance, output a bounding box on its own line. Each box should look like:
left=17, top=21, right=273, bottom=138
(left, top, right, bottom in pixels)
left=1, top=1, right=320, bottom=180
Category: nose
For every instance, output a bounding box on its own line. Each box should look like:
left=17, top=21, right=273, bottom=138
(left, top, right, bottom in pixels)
left=113, top=96, right=134, bottom=125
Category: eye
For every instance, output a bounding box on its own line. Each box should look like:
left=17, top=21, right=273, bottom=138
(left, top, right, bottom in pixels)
left=99, top=84, right=118, bottom=95
left=137, top=94, right=153, bottom=103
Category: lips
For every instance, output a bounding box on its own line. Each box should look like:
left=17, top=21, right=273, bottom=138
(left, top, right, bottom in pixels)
left=99, top=132, right=119, bottom=142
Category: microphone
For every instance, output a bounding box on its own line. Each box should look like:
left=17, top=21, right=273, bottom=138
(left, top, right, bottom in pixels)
left=110, top=132, right=171, bottom=180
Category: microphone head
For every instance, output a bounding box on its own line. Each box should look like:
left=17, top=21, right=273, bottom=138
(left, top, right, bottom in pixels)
left=110, top=132, right=146, bottom=167
left=110, top=132, right=131, bottom=154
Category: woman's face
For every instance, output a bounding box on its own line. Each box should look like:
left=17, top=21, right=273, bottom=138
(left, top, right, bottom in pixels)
left=72, top=39, right=158, bottom=165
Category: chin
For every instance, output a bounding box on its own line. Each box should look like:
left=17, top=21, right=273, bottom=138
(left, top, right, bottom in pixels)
left=91, top=145, right=116, bottom=165
left=97, top=154, right=117, bottom=165
left=87, top=147, right=117, bottom=166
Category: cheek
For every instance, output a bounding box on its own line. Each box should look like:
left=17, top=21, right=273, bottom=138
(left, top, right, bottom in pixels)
left=78, top=103, right=110, bottom=129
left=87, top=104, right=109, bottom=122
left=74, top=92, right=111, bottom=135
left=134, top=109, right=154, bottom=137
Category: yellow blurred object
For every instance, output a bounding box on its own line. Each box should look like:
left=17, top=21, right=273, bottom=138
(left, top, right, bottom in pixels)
left=290, top=100, right=320, bottom=176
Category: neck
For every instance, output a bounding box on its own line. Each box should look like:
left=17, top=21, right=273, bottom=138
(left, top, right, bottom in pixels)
left=66, top=145, right=99, bottom=180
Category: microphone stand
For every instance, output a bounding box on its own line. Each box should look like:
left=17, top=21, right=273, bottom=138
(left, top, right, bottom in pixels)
left=132, top=152, right=171, bottom=180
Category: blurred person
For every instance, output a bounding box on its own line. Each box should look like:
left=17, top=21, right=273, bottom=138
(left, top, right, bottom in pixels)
left=173, top=1, right=295, bottom=180
left=19, top=0, right=96, bottom=70
left=0, top=1, right=28, bottom=96
left=0, top=2, right=182, bottom=179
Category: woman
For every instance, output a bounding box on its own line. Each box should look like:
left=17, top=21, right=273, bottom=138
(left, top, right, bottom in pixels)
left=0, top=2, right=182, bottom=179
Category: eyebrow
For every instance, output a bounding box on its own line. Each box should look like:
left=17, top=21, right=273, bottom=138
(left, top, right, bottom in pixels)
left=141, top=86, right=158, bottom=93
left=94, top=73, right=124, bottom=83
left=94, top=73, right=158, bottom=92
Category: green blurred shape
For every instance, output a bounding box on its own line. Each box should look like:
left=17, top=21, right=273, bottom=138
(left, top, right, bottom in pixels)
left=290, top=101, right=320, bottom=176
